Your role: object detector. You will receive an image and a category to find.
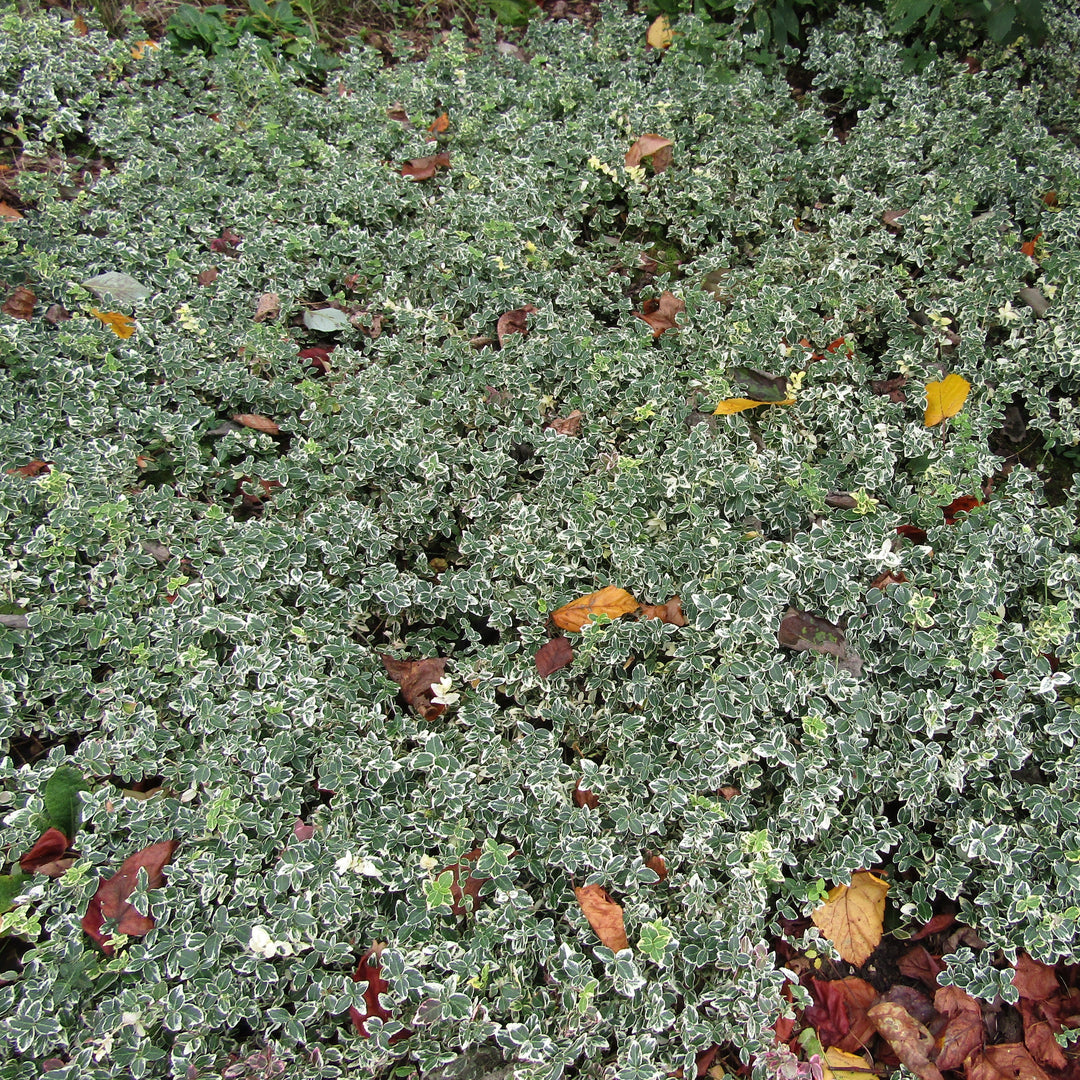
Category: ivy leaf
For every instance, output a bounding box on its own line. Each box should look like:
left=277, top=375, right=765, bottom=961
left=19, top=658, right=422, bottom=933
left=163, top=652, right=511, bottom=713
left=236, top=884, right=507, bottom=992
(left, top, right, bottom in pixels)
left=923, top=372, right=970, bottom=427
left=811, top=871, right=889, bottom=965
left=574, top=883, right=630, bottom=952
left=43, top=765, right=87, bottom=840
left=90, top=309, right=136, bottom=339
left=551, top=586, right=639, bottom=632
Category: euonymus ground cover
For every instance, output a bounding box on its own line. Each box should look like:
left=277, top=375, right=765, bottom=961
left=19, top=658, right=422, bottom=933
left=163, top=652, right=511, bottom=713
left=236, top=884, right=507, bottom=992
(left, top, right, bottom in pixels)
left=1, top=3, right=1079, bottom=1077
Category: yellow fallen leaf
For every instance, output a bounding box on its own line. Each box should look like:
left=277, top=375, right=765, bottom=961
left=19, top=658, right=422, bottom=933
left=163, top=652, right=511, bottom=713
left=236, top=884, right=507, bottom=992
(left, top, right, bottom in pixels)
left=90, top=309, right=136, bottom=339
left=923, top=372, right=970, bottom=427
left=811, top=871, right=889, bottom=966
left=823, top=1047, right=875, bottom=1080
left=551, top=586, right=639, bottom=632
left=713, top=397, right=797, bottom=415
left=646, top=14, right=674, bottom=49
left=131, top=40, right=159, bottom=59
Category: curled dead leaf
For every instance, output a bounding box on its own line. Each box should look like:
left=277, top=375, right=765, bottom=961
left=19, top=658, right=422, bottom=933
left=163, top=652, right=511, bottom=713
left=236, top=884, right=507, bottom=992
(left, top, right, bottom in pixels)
left=867, top=1001, right=944, bottom=1080
left=639, top=597, right=687, bottom=626
left=428, top=112, right=449, bottom=134
left=779, top=609, right=862, bottom=676
left=934, top=985, right=984, bottom=1072
left=966, top=1043, right=1049, bottom=1080
left=551, top=586, right=639, bottom=632
left=574, top=883, right=630, bottom=952
left=382, top=655, right=447, bottom=721
left=231, top=413, right=281, bottom=436
left=546, top=410, right=583, bottom=436
left=573, top=779, right=599, bottom=809
left=253, top=292, right=280, bottom=322
left=400, top=152, right=451, bottom=180
left=496, top=304, right=537, bottom=348
left=44, top=304, right=71, bottom=325
left=644, top=853, right=668, bottom=880
left=633, top=291, right=684, bottom=337
left=625, top=134, right=673, bottom=174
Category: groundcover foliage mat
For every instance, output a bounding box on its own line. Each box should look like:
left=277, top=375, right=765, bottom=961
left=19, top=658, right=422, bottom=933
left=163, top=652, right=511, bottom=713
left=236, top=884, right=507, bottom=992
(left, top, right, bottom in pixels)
left=1, top=2, right=1080, bottom=1077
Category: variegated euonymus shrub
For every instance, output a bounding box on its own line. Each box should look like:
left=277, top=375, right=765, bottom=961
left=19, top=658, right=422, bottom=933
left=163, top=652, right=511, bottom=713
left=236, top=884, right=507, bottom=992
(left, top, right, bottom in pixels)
left=0, top=2, right=1078, bottom=1077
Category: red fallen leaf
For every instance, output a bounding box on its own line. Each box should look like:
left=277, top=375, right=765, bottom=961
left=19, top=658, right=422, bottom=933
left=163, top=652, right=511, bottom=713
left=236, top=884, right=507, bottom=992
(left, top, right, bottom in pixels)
left=573, top=779, right=599, bottom=809
left=496, top=303, right=537, bottom=348
left=898, top=945, right=947, bottom=990
left=804, top=978, right=853, bottom=1048
left=942, top=495, right=983, bottom=525
left=546, top=410, right=583, bottom=436
left=7, top=460, right=51, bottom=478
left=350, top=944, right=410, bottom=1041
left=870, top=569, right=907, bottom=591
left=897, top=524, right=929, bottom=545
left=633, top=291, right=685, bottom=337
left=400, top=152, right=450, bottom=180
left=209, top=227, right=242, bottom=255
left=1021, top=233, right=1042, bottom=258
left=20, top=827, right=71, bottom=874
left=1019, top=999, right=1067, bottom=1072
left=1013, top=954, right=1060, bottom=1002
left=299, top=346, right=334, bottom=375
left=231, top=413, right=281, bottom=436
left=644, top=853, right=668, bottom=881
left=909, top=912, right=956, bottom=941
left=834, top=978, right=880, bottom=1054
left=381, top=655, right=447, bottom=721
left=639, top=596, right=687, bottom=626
left=695, top=1046, right=719, bottom=1077
left=965, top=1043, right=1050, bottom=1080
left=81, top=839, right=178, bottom=955
left=293, top=819, right=315, bottom=841
left=536, top=636, right=573, bottom=676
left=935, top=985, right=985, bottom=1072
left=197, top=268, right=219, bottom=286
left=2, top=285, right=35, bottom=320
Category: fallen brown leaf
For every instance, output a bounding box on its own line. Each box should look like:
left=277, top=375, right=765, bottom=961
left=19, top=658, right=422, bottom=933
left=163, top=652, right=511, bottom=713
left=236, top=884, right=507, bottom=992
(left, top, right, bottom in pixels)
left=867, top=1001, right=944, bottom=1080
left=496, top=303, right=537, bottom=348
left=197, top=268, right=219, bottom=286
left=639, top=596, right=687, bottom=626
left=546, top=410, right=583, bottom=436
left=381, top=655, right=447, bottom=721
left=535, top=636, right=573, bottom=676
left=1018, top=1000, right=1067, bottom=1072
left=0, top=201, right=23, bottom=220
left=7, top=460, right=51, bottom=478
left=428, top=112, right=449, bottom=134
left=965, top=1043, right=1050, bottom=1080
left=574, top=883, right=630, bottom=952
left=897, top=945, right=947, bottom=990
left=400, top=152, right=450, bottom=180
left=44, top=304, right=71, bottom=324
left=573, top=779, right=599, bottom=809
left=644, top=853, right=668, bottom=880
left=1012, top=955, right=1060, bottom=1001
left=231, top=413, right=281, bottom=436
left=633, top=291, right=684, bottom=337
left=253, top=292, right=280, bottom=322
left=625, top=134, right=674, bottom=174
left=386, top=104, right=410, bottom=123
left=442, top=848, right=489, bottom=917
left=779, top=608, right=863, bottom=676
left=935, top=986, right=985, bottom=1072
left=551, top=586, right=639, bottom=632
left=870, top=374, right=908, bottom=403
left=2, top=286, right=34, bottom=320
left=19, top=827, right=72, bottom=876
left=811, top=871, right=888, bottom=966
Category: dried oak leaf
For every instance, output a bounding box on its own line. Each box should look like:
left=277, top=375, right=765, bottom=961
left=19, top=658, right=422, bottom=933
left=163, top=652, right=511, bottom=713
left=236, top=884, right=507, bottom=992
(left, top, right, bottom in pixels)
left=633, top=291, right=684, bottom=337
left=546, top=410, right=583, bottom=436
left=639, top=597, right=687, bottom=626
left=231, top=413, right=281, bottom=436
left=551, top=586, right=639, bottom=632
left=867, top=1001, right=944, bottom=1080
left=574, top=883, right=630, bottom=952
left=625, top=134, right=673, bottom=174
left=2, top=286, right=35, bottom=320
left=935, top=985, right=985, bottom=1073
left=351, top=943, right=410, bottom=1041
left=381, top=655, right=447, bottom=721
left=197, top=268, right=219, bottom=286
left=1012, top=954, right=1060, bottom=1002
left=965, top=1043, right=1049, bottom=1080
left=1018, top=1000, right=1067, bottom=1072
left=811, top=871, right=888, bottom=966
left=400, top=152, right=450, bottom=180
left=871, top=374, right=908, bottom=402
left=44, top=304, right=71, bottom=325
left=253, top=292, right=280, bottom=322
left=573, top=779, right=599, bottom=809
left=535, top=636, right=573, bottom=676
left=779, top=609, right=863, bottom=676
left=497, top=303, right=537, bottom=348
left=81, top=839, right=178, bottom=955
left=20, top=827, right=72, bottom=876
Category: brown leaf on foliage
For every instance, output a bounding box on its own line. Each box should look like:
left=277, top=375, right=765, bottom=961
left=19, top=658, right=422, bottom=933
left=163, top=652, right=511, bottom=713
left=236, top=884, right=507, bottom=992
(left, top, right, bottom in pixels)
left=44, top=303, right=71, bottom=324
left=231, top=413, right=281, bottom=436
left=871, top=374, right=908, bottom=403
left=1018, top=1000, right=1067, bottom=1072
left=574, top=883, right=630, bottom=952
left=7, top=460, right=51, bottom=478
left=965, top=1044, right=1050, bottom=1080
left=825, top=492, right=859, bottom=509
left=496, top=303, right=537, bottom=347
left=0, top=201, right=23, bottom=220
left=633, top=291, right=684, bottom=337
left=197, top=268, right=219, bottom=286
left=639, top=597, right=687, bottom=626
left=91, top=309, right=136, bottom=339
left=868, top=1001, right=944, bottom=1080
left=386, top=104, right=410, bottom=123
left=573, top=779, right=599, bottom=809
left=645, top=853, right=668, bottom=880
left=869, top=569, right=907, bottom=591
left=779, top=609, right=863, bottom=677
left=428, top=112, right=449, bottom=134
left=441, top=848, right=492, bottom=917
left=898, top=945, right=947, bottom=990
left=546, top=410, right=583, bottom=436
left=381, top=655, right=447, bottom=721
left=293, top=819, right=316, bottom=841
left=883, top=208, right=909, bottom=233
left=81, top=839, right=178, bottom=955
left=351, top=944, right=410, bottom=1041
left=552, top=586, right=639, bottom=632
left=812, top=871, right=888, bottom=966
left=910, top=912, right=956, bottom=941
left=625, top=134, right=673, bottom=174
left=20, top=827, right=72, bottom=876
left=253, top=292, right=280, bottom=322
left=1012, top=955, right=1060, bottom=1002
left=718, top=785, right=740, bottom=800
left=2, top=286, right=35, bottom=320
left=535, top=636, right=573, bottom=676
left=881, top=985, right=936, bottom=1027
left=935, top=986, right=985, bottom=1072
left=400, top=152, right=450, bottom=180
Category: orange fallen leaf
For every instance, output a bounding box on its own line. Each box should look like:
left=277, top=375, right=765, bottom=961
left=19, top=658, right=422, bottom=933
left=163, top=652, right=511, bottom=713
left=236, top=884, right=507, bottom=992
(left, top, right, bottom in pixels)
left=934, top=985, right=984, bottom=1072
left=90, top=309, right=136, bottom=339
left=2, top=286, right=35, bottom=321
left=714, top=396, right=797, bottom=415
left=633, top=291, right=684, bottom=337
left=131, top=40, right=158, bottom=59
left=639, top=596, right=687, bottom=626
left=574, top=883, right=629, bottom=952
left=646, top=14, right=674, bottom=49
left=428, top=112, right=449, bottom=133
left=0, top=202, right=23, bottom=220
left=644, top=853, right=668, bottom=881
left=625, top=134, right=673, bottom=174
left=966, top=1043, right=1049, bottom=1080
left=812, top=871, right=889, bottom=966
left=73, top=13, right=88, bottom=34
left=231, top=413, right=280, bottom=436
left=924, top=372, right=970, bottom=427
left=1020, top=232, right=1042, bottom=258
left=7, top=460, right=51, bottom=478
left=551, top=586, right=639, bottom=632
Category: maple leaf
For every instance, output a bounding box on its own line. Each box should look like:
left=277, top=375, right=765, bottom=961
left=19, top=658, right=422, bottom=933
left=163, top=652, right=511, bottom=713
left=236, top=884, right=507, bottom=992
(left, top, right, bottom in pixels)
left=231, top=413, right=281, bottom=436
left=90, top=309, right=136, bottom=339
left=82, top=840, right=178, bottom=955
left=924, top=372, right=971, bottom=427
left=574, top=883, right=630, bottom=952
left=350, top=944, right=410, bottom=1042
left=867, top=1001, right=944, bottom=1080
left=535, top=636, right=573, bottom=676
left=778, top=609, right=862, bottom=676
left=381, top=655, right=447, bottom=721
left=811, top=871, right=888, bottom=966
left=2, top=286, right=35, bottom=321
left=400, top=152, right=450, bottom=180
left=633, top=291, right=684, bottom=337
left=497, top=304, right=537, bottom=347
left=551, top=586, right=639, bottom=632
left=625, top=134, right=673, bottom=174
left=646, top=14, right=674, bottom=48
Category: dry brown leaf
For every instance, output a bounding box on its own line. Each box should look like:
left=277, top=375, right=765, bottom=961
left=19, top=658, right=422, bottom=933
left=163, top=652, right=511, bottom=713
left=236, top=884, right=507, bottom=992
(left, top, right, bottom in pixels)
left=428, top=112, right=449, bottom=134
left=253, top=292, right=280, bottom=322
left=867, top=1002, right=944, bottom=1080
left=0, top=201, right=23, bottom=220
left=400, top=152, right=451, bottom=180
left=1018, top=1000, right=1067, bottom=1072
left=19, top=828, right=71, bottom=876
left=546, top=410, right=583, bottom=436
left=644, top=853, right=668, bottom=881
left=535, top=637, right=573, bottom=676
left=832, top=977, right=880, bottom=1054
left=496, top=304, right=537, bottom=348
left=870, top=374, right=908, bottom=402
left=231, top=413, right=281, bottom=436
left=2, top=286, right=35, bottom=321
left=717, top=785, right=740, bottom=800
left=573, top=779, right=599, bottom=809
left=44, top=303, right=71, bottom=324
left=382, top=655, right=447, bottom=722
left=935, top=986, right=985, bottom=1072
left=442, top=848, right=490, bottom=917
left=387, top=104, right=410, bottom=124
left=625, top=134, right=674, bottom=174
left=574, top=883, right=630, bottom=952
left=965, top=1044, right=1050, bottom=1080
left=898, top=945, right=946, bottom=990
left=1012, top=955, right=1060, bottom=1001
left=551, top=586, right=639, bottom=632
left=633, top=291, right=684, bottom=337
left=7, top=460, right=51, bottom=478
left=197, top=268, right=219, bottom=286
left=812, top=871, right=889, bottom=966
left=639, top=596, right=687, bottom=626
left=779, top=608, right=863, bottom=676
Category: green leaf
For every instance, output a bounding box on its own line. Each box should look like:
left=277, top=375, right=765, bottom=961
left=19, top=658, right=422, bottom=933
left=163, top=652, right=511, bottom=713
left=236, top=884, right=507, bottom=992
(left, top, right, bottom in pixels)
left=0, top=874, right=23, bottom=915
left=987, top=2, right=1017, bottom=41
left=43, top=766, right=87, bottom=841
left=81, top=272, right=151, bottom=305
